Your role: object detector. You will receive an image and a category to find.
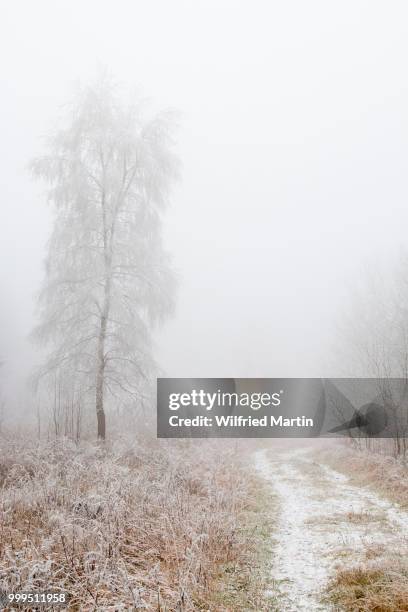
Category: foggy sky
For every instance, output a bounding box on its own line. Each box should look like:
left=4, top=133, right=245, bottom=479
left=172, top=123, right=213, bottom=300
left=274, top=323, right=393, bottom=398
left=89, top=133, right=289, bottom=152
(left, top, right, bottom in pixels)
left=2, top=0, right=408, bottom=398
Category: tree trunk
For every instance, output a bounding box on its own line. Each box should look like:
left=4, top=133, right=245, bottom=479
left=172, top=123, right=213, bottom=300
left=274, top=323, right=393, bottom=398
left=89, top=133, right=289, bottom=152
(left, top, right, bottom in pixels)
left=96, top=394, right=106, bottom=439
left=95, top=266, right=111, bottom=440
left=95, top=183, right=111, bottom=441
left=96, top=309, right=108, bottom=440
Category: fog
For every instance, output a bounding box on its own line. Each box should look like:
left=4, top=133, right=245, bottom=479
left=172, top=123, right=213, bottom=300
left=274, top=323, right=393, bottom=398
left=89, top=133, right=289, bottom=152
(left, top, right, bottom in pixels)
left=2, top=0, right=408, bottom=404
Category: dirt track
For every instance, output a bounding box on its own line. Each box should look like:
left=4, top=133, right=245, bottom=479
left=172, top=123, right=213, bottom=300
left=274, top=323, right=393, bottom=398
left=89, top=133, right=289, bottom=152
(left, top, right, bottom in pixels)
left=256, top=448, right=408, bottom=611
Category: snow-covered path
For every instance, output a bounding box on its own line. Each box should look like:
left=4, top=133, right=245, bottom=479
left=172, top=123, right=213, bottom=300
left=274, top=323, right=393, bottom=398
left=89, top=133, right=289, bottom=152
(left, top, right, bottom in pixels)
left=255, top=448, right=408, bottom=611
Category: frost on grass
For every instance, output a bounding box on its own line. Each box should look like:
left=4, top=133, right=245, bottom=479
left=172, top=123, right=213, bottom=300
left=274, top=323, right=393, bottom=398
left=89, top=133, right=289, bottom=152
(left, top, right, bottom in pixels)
left=0, top=436, right=260, bottom=610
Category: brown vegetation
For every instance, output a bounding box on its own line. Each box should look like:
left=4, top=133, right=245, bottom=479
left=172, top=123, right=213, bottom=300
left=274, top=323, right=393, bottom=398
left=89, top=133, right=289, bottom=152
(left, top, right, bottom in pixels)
left=326, top=562, right=408, bottom=612
left=0, top=436, right=273, bottom=610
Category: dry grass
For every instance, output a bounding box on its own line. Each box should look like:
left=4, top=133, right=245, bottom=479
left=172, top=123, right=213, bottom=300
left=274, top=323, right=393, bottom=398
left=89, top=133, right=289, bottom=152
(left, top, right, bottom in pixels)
left=0, top=435, right=273, bottom=610
left=326, top=562, right=408, bottom=612
left=305, top=510, right=387, bottom=527
left=316, top=443, right=408, bottom=509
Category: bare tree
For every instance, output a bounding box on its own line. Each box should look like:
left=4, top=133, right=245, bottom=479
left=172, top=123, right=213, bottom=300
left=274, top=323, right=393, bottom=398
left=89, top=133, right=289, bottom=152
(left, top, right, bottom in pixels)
left=338, top=256, right=408, bottom=456
left=31, top=77, right=179, bottom=439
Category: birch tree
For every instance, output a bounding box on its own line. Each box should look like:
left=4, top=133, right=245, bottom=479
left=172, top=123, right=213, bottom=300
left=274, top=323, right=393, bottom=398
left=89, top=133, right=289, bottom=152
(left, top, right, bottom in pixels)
left=32, top=79, right=178, bottom=439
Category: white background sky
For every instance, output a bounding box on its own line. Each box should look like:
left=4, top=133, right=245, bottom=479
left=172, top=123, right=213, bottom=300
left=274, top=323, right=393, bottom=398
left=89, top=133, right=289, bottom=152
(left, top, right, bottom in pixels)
left=2, top=0, right=408, bottom=391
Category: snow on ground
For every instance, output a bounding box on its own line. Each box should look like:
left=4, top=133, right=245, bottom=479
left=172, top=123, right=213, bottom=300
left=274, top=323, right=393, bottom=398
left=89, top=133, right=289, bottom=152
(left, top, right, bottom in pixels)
left=255, top=447, right=408, bottom=611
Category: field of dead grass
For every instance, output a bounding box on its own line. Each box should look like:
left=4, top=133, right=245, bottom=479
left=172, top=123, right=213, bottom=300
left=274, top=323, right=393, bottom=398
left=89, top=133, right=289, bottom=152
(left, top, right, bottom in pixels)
left=0, top=435, right=273, bottom=611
